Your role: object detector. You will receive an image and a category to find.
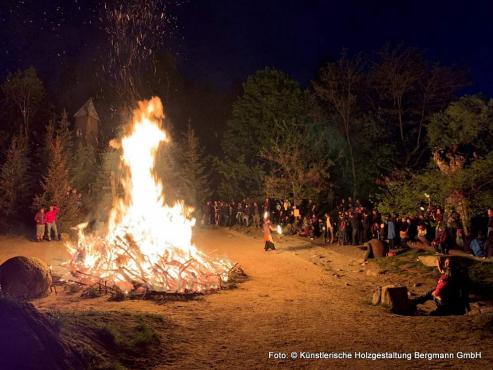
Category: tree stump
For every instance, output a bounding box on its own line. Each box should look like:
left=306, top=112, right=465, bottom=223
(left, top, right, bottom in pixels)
left=381, top=285, right=412, bottom=314
left=372, top=287, right=382, bottom=305
left=0, top=256, right=52, bottom=300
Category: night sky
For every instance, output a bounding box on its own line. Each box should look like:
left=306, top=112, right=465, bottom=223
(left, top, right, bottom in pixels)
left=1, top=0, right=493, bottom=96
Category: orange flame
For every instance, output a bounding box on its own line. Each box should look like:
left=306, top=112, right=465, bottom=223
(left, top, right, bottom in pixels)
left=66, top=97, right=232, bottom=293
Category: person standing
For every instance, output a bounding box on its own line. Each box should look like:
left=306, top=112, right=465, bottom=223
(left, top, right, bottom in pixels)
left=350, top=211, right=361, bottom=245
left=324, top=212, right=334, bottom=244
left=263, top=217, right=276, bottom=251
left=337, top=213, right=347, bottom=245
left=34, top=208, right=46, bottom=242
left=487, top=208, right=493, bottom=237
left=243, top=202, right=251, bottom=227
left=387, top=215, right=396, bottom=249
left=484, top=231, right=493, bottom=257
left=252, top=202, right=260, bottom=228
left=45, top=205, right=60, bottom=241
left=362, top=211, right=370, bottom=243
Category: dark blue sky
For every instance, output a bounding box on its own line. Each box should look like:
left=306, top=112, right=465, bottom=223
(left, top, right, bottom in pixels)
left=176, top=0, right=493, bottom=94
left=1, top=0, right=493, bottom=96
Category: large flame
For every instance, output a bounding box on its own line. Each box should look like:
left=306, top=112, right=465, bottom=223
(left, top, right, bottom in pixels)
left=66, top=97, right=232, bottom=293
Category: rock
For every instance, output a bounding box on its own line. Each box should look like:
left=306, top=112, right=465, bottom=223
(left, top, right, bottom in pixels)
left=418, top=255, right=438, bottom=267
left=0, top=298, right=84, bottom=370
left=0, top=256, right=52, bottom=300
left=381, top=285, right=412, bottom=314
left=372, top=287, right=382, bottom=305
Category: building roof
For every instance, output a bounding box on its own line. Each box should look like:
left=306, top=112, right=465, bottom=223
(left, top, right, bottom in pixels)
left=73, top=98, right=100, bottom=121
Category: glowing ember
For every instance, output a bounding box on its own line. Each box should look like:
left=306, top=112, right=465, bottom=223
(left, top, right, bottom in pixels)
left=65, top=97, right=232, bottom=293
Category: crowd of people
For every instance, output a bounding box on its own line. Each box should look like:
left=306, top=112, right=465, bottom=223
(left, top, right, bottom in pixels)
left=203, top=198, right=493, bottom=258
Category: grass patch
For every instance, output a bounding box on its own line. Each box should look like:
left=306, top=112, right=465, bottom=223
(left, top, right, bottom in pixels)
left=374, top=249, right=493, bottom=299
left=373, top=249, right=437, bottom=276
left=46, top=309, right=68, bottom=330
left=97, top=317, right=159, bottom=354
left=48, top=310, right=166, bottom=369
left=130, top=320, right=159, bottom=350
left=468, top=262, right=493, bottom=298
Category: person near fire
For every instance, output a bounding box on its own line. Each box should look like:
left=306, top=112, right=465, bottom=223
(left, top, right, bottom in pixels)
left=263, top=213, right=277, bottom=251
left=45, top=204, right=60, bottom=241
left=411, top=256, right=470, bottom=315
left=34, top=207, right=46, bottom=242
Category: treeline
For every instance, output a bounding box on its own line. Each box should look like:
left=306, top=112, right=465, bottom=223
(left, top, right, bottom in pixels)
left=0, top=44, right=492, bottom=233
left=212, top=46, right=492, bottom=231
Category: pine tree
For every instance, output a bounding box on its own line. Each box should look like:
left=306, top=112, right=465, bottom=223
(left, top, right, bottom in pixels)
left=71, top=142, right=97, bottom=210
left=179, top=124, right=211, bottom=210
left=41, top=119, right=55, bottom=169
left=0, top=134, right=31, bottom=229
left=33, top=135, right=80, bottom=233
left=56, top=109, right=73, bottom=166
left=155, top=139, right=184, bottom=203
left=91, top=149, right=120, bottom=219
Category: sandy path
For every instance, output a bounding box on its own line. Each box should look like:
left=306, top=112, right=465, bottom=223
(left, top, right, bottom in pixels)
left=2, top=229, right=492, bottom=369
left=159, top=229, right=492, bottom=369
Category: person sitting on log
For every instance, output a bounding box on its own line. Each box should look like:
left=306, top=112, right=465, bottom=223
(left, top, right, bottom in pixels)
left=399, top=221, right=410, bottom=247
left=410, top=257, right=470, bottom=316
left=432, top=225, right=450, bottom=254
left=470, top=231, right=486, bottom=257
left=417, top=222, right=429, bottom=245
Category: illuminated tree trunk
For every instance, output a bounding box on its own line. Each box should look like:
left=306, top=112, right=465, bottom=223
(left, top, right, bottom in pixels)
left=432, top=149, right=470, bottom=235
left=446, top=191, right=469, bottom=236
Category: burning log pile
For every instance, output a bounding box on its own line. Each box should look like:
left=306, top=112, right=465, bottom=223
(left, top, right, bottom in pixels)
left=61, top=97, right=240, bottom=298
left=57, top=262, right=245, bottom=301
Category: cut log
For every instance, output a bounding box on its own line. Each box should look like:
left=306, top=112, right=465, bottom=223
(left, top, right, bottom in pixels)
left=417, top=255, right=438, bottom=267
left=408, top=240, right=493, bottom=263
left=372, top=287, right=382, bottom=305
left=381, top=285, right=412, bottom=314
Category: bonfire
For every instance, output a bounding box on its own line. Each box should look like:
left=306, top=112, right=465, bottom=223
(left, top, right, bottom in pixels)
left=64, top=97, right=234, bottom=295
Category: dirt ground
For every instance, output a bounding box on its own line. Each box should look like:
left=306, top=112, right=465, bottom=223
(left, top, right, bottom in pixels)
left=1, top=229, right=492, bottom=369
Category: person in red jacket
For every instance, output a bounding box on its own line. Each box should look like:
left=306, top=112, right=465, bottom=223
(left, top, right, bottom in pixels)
left=45, top=205, right=60, bottom=241
left=411, top=257, right=470, bottom=315
left=34, top=207, right=46, bottom=241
